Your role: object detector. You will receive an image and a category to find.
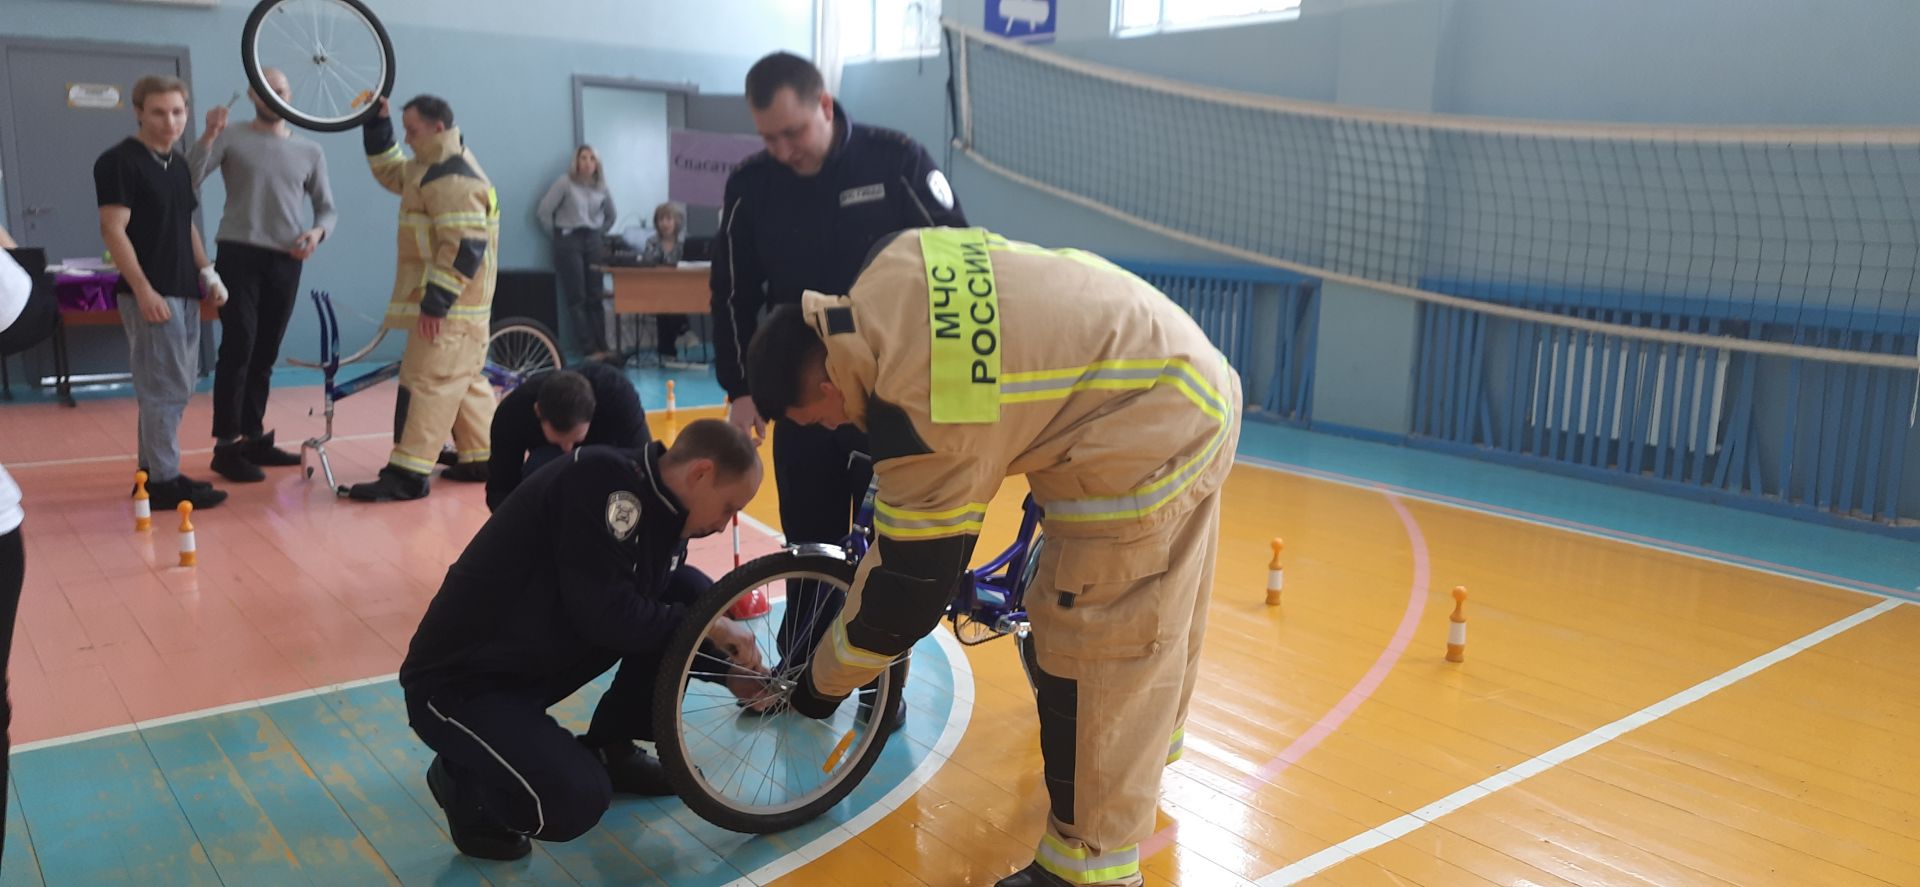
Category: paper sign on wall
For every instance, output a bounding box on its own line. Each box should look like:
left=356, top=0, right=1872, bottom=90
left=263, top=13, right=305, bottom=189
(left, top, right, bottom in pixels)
left=987, top=0, right=1056, bottom=43
left=668, top=129, right=766, bottom=208
left=67, top=83, right=123, bottom=110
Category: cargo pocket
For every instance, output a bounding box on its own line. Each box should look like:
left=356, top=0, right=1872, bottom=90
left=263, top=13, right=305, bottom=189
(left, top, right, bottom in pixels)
left=1028, top=535, right=1173, bottom=669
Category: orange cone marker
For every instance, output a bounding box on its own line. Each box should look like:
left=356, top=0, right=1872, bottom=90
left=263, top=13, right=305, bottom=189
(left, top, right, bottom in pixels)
left=1265, top=538, right=1285, bottom=605
left=665, top=380, right=677, bottom=417
left=177, top=502, right=197, bottom=567
left=133, top=470, right=152, bottom=532
left=1446, top=586, right=1467, bottom=662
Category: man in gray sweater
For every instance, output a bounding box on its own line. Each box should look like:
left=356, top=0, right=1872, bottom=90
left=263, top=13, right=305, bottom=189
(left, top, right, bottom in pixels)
left=190, top=68, right=337, bottom=483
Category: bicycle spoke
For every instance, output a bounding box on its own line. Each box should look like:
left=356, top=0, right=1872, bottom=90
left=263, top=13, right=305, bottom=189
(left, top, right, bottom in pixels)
left=266, top=13, right=310, bottom=60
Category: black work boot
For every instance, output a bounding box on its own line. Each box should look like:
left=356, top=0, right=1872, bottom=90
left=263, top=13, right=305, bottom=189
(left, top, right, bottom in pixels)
left=241, top=430, right=303, bottom=467
left=210, top=440, right=265, bottom=483
left=857, top=687, right=907, bottom=735
left=584, top=738, right=674, bottom=796
left=440, top=461, right=490, bottom=483
left=346, top=466, right=430, bottom=502
left=425, top=756, right=531, bottom=861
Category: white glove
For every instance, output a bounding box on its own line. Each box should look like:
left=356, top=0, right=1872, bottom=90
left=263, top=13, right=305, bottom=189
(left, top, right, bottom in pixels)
left=200, top=265, right=228, bottom=308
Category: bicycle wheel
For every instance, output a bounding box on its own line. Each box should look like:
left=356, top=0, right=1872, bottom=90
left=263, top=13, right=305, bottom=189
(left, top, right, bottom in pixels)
left=652, top=551, right=906, bottom=834
left=242, top=0, right=395, bottom=132
left=487, top=319, right=562, bottom=382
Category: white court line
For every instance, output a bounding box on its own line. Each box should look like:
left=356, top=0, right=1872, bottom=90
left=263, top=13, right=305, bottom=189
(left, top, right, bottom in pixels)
left=723, top=626, right=976, bottom=887
left=12, top=672, right=399, bottom=754
left=1254, top=597, right=1906, bottom=886
left=4, top=431, right=395, bottom=471
left=735, top=510, right=787, bottom=546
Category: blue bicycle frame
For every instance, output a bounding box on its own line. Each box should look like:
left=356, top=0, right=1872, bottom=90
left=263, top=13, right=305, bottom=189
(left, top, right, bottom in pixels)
left=840, top=476, right=1043, bottom=645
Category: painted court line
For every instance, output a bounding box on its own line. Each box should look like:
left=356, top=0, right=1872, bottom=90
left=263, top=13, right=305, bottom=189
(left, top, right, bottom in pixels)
left=4, top=431, right=396, bottom=471
left=1234, top=454, right=1919, bottom=603
left=1141, top=491, right=1432, bottom=867
left=12, top=672, right=400, bottom=754
left=1253, top=597, right=1907, bottom=886
left=723, top=626, right=975, bottom=886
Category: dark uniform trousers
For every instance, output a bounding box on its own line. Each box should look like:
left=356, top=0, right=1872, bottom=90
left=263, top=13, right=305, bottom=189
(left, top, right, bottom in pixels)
left=406, top=565, right=709, bottom=841
left=770, top=419, right=874, bottom=664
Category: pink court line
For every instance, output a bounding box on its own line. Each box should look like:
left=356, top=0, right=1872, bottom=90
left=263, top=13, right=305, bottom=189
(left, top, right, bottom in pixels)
left=1141, top=491, right=1431, bottom=863
left=1236, top=454, right=1916, bottom=602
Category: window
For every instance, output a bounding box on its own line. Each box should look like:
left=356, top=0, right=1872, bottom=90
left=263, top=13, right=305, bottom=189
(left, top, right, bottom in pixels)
left=840, top=0, right=943, bottom=62
left=1113, top=0, right=1300, bottom=36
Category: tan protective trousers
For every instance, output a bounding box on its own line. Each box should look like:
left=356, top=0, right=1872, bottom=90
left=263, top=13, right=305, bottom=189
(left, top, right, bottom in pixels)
left=390, top=321, right=494, bottom=475
left=1020, top=484, right=1225, bottom=887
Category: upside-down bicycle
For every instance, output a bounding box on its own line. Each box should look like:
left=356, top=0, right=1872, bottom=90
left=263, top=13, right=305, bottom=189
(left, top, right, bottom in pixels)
left=650, top=475, right=1046, bottom=833
left=290, top=290, right=562, bottom=493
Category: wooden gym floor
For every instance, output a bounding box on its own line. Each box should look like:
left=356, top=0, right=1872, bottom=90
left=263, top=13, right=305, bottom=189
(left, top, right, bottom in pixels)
left=0, top=375, right=1914, bottom=886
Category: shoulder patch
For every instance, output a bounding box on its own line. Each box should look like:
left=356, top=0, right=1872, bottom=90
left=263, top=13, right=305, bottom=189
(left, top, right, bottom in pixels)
left=606, top=491, right=642, bottom=541
left=422, top=154, right=481, bottom=187
left=926, top=170, right=954, bottom=210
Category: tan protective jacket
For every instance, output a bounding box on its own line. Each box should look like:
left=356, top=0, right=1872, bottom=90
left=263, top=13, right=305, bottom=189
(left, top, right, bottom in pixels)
left=365, top=122, right=499, bottom=332
left=800, top=228, right=1241, bottom=699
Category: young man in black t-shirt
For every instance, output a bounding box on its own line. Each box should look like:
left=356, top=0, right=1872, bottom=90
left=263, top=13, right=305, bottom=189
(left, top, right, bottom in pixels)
left=94, top=75, right=230, bottom=510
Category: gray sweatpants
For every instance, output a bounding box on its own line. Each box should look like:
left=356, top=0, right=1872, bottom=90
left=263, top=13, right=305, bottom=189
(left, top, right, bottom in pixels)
left=117, top=296, right=201, bottom=482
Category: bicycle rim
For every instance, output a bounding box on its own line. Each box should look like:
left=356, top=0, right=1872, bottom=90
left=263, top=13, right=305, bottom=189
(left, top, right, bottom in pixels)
left=244, top=0, right=392, bottom=131
left=666, top=561, right=898, bottom=827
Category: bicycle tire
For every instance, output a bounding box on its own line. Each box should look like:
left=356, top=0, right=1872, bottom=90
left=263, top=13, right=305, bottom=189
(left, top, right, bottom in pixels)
left=242, top=0, right=395, bottom=133
left=652, top=551, right=907, bottom=834
left=487, top=319, right=562, bottom=380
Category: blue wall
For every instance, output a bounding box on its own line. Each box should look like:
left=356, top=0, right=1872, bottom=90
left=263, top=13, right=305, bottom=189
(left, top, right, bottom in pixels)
left=0, top=0, right=811, bottom=362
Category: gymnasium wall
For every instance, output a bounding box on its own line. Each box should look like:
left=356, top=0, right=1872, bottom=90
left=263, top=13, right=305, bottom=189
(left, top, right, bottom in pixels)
left=0, top=0, right=813, bottom=361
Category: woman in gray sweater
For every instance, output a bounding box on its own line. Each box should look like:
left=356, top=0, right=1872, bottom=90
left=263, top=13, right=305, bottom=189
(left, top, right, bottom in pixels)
left=536, top=146, right=616, bottom=359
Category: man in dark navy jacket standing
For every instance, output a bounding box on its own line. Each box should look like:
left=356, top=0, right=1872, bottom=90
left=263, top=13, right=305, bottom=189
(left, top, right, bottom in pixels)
left=710, top=53, right=966, bottom=723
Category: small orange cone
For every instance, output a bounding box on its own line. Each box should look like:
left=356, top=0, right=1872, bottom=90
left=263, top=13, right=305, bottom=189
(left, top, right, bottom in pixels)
left=1446, top=586, right=1467, bottom=662
left=133, top=470, right=152, bottom=532
left=1265, top=538, right=1285, bottom=605
left=177, top=502, right=197, bottom=567
left=665, top=380, right=677, bottom=417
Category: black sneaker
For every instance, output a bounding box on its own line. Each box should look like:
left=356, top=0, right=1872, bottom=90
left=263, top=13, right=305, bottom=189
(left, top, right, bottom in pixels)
left=241, top=431, right=303, bottom=467
left=210, top=441, right=265, bottom=483
left=584, top=739, right=674, bottom=796
left=345, top=467, right=430, bottom=502
left=440, top=461, right=489, bottom=483
left=134, top=469, right=214, bottom=496
left=437, top=446, right=459, bottom=467
left=995, top=861, right=1079, bottom=887
left=425, top=756, right=531, bottom=861
left=147, top=476, right=228, bottom=510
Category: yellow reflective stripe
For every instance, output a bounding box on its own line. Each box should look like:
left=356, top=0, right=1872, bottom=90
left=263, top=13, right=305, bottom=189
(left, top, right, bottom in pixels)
left=369, top=145, right=404, bottom=165
left=1166, top=727, right=1185, bottom=764
left=456, top=449, right=490, bottom=461
left=921, top=228, right=1001, bottom=424
left=999, top=358, right=1229, bottom=422
left=388, top=451, right=435, bottom=473
left=1036, top=835, right=1141, bottom=884
left=399, top=213, right=431, bottom=228
left=1044, top=410, right=1230, bottom=523
left=829, top=620, right=894, bottom=671
left=387, top=303, right=490, bottom=318
left=873, top=499, right=988, bottom=539
left=425, top=268, right=465, bottom=292
left=486, top=186, right=501, bottom=218
left=432, top=212, right=492, bottom=227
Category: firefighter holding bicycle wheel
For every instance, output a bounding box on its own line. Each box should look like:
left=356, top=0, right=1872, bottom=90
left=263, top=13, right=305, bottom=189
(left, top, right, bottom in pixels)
left=745, top=227, right=1242, bottom=887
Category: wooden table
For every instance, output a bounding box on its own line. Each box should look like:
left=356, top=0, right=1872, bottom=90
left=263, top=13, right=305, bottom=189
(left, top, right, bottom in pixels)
left=599, top=265, right=713, bottom=363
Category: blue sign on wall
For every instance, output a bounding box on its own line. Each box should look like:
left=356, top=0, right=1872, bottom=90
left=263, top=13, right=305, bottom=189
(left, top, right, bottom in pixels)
left=986, top=0, right=1056, bottom=43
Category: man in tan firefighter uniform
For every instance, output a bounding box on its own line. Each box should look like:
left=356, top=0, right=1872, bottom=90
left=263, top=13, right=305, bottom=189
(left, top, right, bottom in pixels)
left=744, top=227, right=1241, bottom=887
left=347, top=95, right=499, bottom=501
